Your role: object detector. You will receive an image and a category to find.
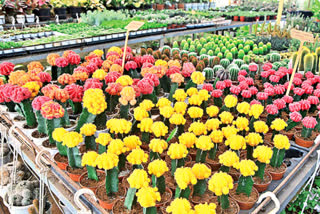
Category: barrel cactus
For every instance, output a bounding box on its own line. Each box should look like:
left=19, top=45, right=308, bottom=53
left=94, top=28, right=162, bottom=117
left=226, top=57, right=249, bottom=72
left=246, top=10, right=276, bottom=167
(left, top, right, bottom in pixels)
left=240, top=64, right=249, bottom=72
left=173, top=41, right=179, bottom=49
left=270, top=53, right=281, bottom=63
left=204, top=68, right=214, bottom=80
left=188, top=52, right=197, bottom=58
left=200, top=54, right=209, bottom=60
left=304, top=53, right=314, bottom=73
left=229, top=67, right=240, bottom=81
left=216, top=69, right=231, bottom=80
left=213, top=65, right=224, bottom=73
left=220, top=58, right=231, bottom=69
left=312, top=52, right=318, bottom=74
left=180, top=50, right=188, bottom=57
left=272, top=62, right=282, bottom=71
left=234, top=59, right=244, bottom=68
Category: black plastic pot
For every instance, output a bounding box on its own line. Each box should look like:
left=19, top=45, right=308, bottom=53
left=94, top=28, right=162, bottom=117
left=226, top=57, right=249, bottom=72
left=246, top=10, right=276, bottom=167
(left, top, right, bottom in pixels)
left=37, top=8, right=51, bottom=21
left=70, top=6, right=82, bottom=18
left=290, top=10, right=313, bottom=18
left=54, top=7, right=67, bottom=19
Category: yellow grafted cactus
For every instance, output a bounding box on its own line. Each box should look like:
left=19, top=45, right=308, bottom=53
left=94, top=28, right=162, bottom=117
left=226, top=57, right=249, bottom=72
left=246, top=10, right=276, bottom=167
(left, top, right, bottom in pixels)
left=167, top=143, right=188, bottom=159
left=174, top=167, right=197, bottom=190
left=210, top=130, right=224, bottom=144
left=95, top=133, right=112, bottom=146
left=233, top=117, right=249, bottom=131
left=188, top=94, right=203, bottom=106
left=206, top=106, right=219, bottom=118
left=249, top=104, right=264, bottom=119
left=174, top=102, right=188, bottom=115
left=270, top=118, right=288, bottom=131
left=106, top=119, right=132, bottom=134
left=166, top=198, right=193, bottom=214
left=205, top=118, right=221, bottom=131
left=156, top=97, right=171, bottom=108
left=173, top=89, right=187, bottom=102
left=93, top=49, right=104, bottom=57
left=23, top=81, right=40, bottom=99
left=219, top=111, right=234, bottom=125
left=179, top=132, right=197, bottom=148
left=160, top=106, right=174, bottom=119
left=134, top=107, right=149, bottom=121
left=233, top=159, right=258, bottom=177
left=188, top=121, right=207, bottom=136
left=188, top=106, right=204, bottom=119
left=116, top=75, right=133, bottom=86
left=81, top=151, right=99, bottom=167
left=254, top=121, right=269, bottom=134
left=225, top=134, right=246, bottom=150
left=169, top=113, right=186, bottom=125
left=62, top=132, right=83, bottom=148
left=52, top=128, right=68, bottom=142
left=92, top=69, right=107, bottom=81
left=253, top=145, right=273, bottom=164
left=222, top=125, right=239, bottom=139
left=138, top=118, right=153, bottom=133
left=273, top=134, right=290, bottom=150
left=192, top=163, right=211, bottom=180
left=187, top=87, right=198, bottom=97
left=149, top=139, right=168, bottom=154
left=219, top=150, right=240, bottom=167
left=155, top=59, right=168, bottom=68
left=83, top=88, right=107, bottom=115
left=148, top=159, right=169, bottom=177
left=107, top=139, right=127, bottom=155
left=127, top=169, right=150, bottom=189
left=151, top=121, right=168, bottom=137
left=208, top=172, right=234, bottom=196
left=191, top=71, right=205, bottom=84
left=236, top=102, right=251, bottom=115
left=194, top=203, right=217, bottom=214
left=246, top=133, right=263, bottom=147
left=198, top=89, right=210, bottom=101
left=108, top=46, right=122, bottom=55
left=119, top=86, right=136, bottom=106
left=195, top=136, right=214, bottom=151
left=127, top=148, right=148, bottom=165
left=224, top=95, right=238, bottom=108
left=136, top=187, right=161, bottom=208
left=94, top=152, right=118, bottom=170
left=123, top=135, right=142, bottom=151
left=80, top=123, right=96, bottom=136
left=139, top=99, right=155, bottom=111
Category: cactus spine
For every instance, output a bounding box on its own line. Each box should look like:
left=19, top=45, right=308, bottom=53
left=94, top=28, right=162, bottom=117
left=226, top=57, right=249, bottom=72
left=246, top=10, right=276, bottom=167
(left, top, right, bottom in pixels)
left=204, top=68, right=214, bottom=80
left=220, top=58, right=231, bottom=69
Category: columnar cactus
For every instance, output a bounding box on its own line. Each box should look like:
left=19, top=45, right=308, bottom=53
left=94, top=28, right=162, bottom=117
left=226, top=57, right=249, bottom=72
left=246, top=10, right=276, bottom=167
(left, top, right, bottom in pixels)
left=304, top=53, right=314, bottom=73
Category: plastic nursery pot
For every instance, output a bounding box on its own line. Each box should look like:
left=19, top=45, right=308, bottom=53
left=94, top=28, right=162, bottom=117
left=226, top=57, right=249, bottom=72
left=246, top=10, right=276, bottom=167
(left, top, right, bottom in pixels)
left=155, top=187, right=173, bottom=207
left=253, top=172, right=272, bottom=193
left=66, top=166, right=85, bottom=182
left=156, top=4, right=164, bottom=10
left=267, top=163, right=287, bottom=181
left=96, top=183, right=127, bottom=210
left=230, top=184, right=259, bottom=210
left=212, top=196, right=240, bottom=214
left=233, top=16, right=239, bottom=21
left=282, top=130, right=294, bottom=140
left=294, top=131, right=314, bottom=148
left=240, top=16, right=245, bottom=22
left=53, top=152, right=68, bottom=170
left=79, top=170, right=105, bottom=192
left=3, top=192, right=33, bottom=214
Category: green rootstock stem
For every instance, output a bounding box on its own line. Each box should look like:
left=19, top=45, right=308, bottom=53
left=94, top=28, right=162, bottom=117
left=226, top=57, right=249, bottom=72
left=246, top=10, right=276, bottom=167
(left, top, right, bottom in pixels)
left=195, top=149, right=207, bottom=163
left=69, top=100, right=82, bottom=115
left=67, top=147, right=82, bottom=168
left=105, top=167, right=119, bottom=195
left=94, top=111, right=107, bottom=129
left=246, top=145, right=254, bottom=160
left=118, top=153, right=126, bottom=171
left=85, top=136, right=96, bottom=150
left=177, top=125, right=184, bottom=136
left=208, top=144, right=217, bottom=160
left=141, top=132, right=150, bottom=143
left=220, top=165, right=230, bottom=173
left=142, top=93, right=157, bottom=104
left=152, top=175, right=165, bottom=194
left=98, top=144, right=106, bottom=154
left=249, top=117, right=257, bottom=132
left=46, top=118, right=61, bottom=144
left=255, top=161, right=266, bottom=181
left=236, top=175, right=254, bottom=197
left=143, top=207, right=157, bottom=214
left=36, top=110, right=47, bottom=134
left=60, top=102, right=70, bottom=127
left=285, top=119, right=298, bottom=131
left=76, top=108, right=96, bottom=132
left=301, top=126, right=312, bottom=139
left=5, top=101, right=15, bottom=112
left=21, top=100, right=36, bottom=127
left=86, top=165, right=98, bottom=181
left=193, top=179, right=207, bottom=196
left=155, top=85, right=161, bottom=96
left=160, top=75, right=170, bottom=93
left=51, top=66, right=58, bottom=80
left=266, top=114, right=276, bottom=126
left=214, top=97, right=223, bottom=107
left=219, top=194, right=230, bottom=209
left=149, top=151, right=161, bottom=161
left=120, top=104, right=130, bottom=119
left=56, top=141, right=67, bottom=156
left=270, top=147, right=285, bottom=168
left=175, top=186, right=191, bottom=199
left=171, top=158, right=185, bottom=176
left=106, top=95, right=119, bottom=113
left=133, top=164, right=143, bottom=170
left=130, top=69, right=140, bottom=79
left=124, top=188, right=137, bottom=210
left=184, top=80, right=196, bottom=90
left=169, top=83, right=178, bottom=102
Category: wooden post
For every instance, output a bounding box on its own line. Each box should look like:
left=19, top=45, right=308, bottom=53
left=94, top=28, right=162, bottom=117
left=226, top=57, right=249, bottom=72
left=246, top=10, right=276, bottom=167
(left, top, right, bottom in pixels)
left=122, top=29, right=130, bottom=70
left=276, top=0, right=284, bottom=25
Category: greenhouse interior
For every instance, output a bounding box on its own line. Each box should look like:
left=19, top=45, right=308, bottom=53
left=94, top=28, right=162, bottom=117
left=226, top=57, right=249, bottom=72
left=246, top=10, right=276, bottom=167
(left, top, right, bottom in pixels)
left=1, top=0, right=320, bottom=213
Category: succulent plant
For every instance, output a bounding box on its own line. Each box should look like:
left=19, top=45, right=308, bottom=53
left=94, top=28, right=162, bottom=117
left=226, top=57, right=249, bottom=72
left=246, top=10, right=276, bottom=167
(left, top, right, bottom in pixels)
left=147, top=48, right=153, bottom=55
left=299, top=47, right=311, bottom=71
left=8, top=180, right=40, bottom=207
left=270, top=53, right=281, bottom=63
left=172, top=41, right=179, bottom=49
left=140, top=48, right=147, bottom=56
left=304, top=53, right=314, bottom=73
left=204, top=68, right=214, bottom=80
left=229, top=66, right=240, bottom=81
left=213, top=65, right=224, bottom=73
left=216, top=68, right=231, bottom=80
left=220, top=58, right=231, bottom=69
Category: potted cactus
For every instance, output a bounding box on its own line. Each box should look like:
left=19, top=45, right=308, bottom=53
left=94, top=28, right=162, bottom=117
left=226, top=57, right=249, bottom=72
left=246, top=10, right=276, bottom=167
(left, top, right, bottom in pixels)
left=52, top=128, right=68, bottom=170
left=295, top=116, right=318, bottom=148
left=167, top=143, right=188, bottom=175
left=174, top=167, right=197, bottom=199
left=136, top=186, right=161, bottom=214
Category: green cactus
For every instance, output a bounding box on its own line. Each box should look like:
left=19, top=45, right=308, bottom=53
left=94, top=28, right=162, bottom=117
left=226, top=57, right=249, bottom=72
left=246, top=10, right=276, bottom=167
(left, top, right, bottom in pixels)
left=267, top=42, right=271, bottom=50
left=244, top=45, right=251, bottom=54
left=183, top=43, right=189, bottom=51
left=299, top=47, right=310, bottom=71
left=189, top=45, right=196, bottom=52
left=230, top=67, right=240, bottom=81
left=188, top=52, right=197, bottom=58
left=204, top=68, right=214, bottom=80
left=171, top=48, right=180, bottom=55
left=304, top=53, right=314, bottom=73
left=231, top=47, right=238, bottom=58
left=220, top=58, right=231, bottom=69
left=197, top=44, right=203, bottom=54
left=200, top=54, right=209, bottom=60
left=243, top=55, right=251, bottom=64
left=215, top=47, right=221, bottom=56
left=240, top=64, right=249, bottom=72
left=213, top=65, right=224, bottom=73
left=162, top=45, right=171, bottom=53
left=263, top=45, right=268, bottom=54
left=180, top=50, right=188, bottom=57
left=315, top=47, right=320, bottom=72
left=217, top=52, right=223, bottom=59
left=253, top=47, right=259, bottom=55
left=173, top=41, right=179, bottom=49
left=272, top=62, right=282, bottom=71
left=187, top=38, right=192, bottom=45
left=270, top=53, right=281, bottom=63
left=207, top=50, right=214, bottom=56
left=226, top=52, right=233, bottom=61
left=234, top=59, right=244, bottom=68
left=180, top=40, right=187, bottom=49
left=238, top=50, right=245, bottom=60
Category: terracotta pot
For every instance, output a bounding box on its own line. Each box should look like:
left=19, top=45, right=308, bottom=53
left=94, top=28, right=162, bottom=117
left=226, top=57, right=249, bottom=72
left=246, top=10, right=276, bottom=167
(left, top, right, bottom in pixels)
left=267, top=163, right=287, bottom=181
left=240, top=16, right=245, bottom=22
left=267, top=16, right=270, bottom=20
left=66, top=166, right=83, bottom=182
left=317, top=19, right=320, bottom=22
left=233, top=16, right=239, bottom=21
left=53, top=153, right=68, bottom=170
left=79, top=170, right=105, bottom=192
left=255, top=16, right=260, bottom=21
left=152, top=4, right=156, bottom=10
left=156, top=188, right=173, bottom=207
left=283, top=131, right=294, bottom=140
left=230, top=184, right=259, bottom=210
left=253, top=172, right=272, bottom=193
left=156, top=4, right=164, bottom=10
left=178, top=3, right=184, bottom=9
left=294, top=132, right=314, bottom=148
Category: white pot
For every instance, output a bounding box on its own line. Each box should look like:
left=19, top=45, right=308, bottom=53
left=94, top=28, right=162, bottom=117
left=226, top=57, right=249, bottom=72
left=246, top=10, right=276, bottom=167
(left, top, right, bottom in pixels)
left=0, top=15, right=5, bottom=25
left=93, top=37, right=99, bottom=41
left=16, top=15, right=25, bottom=24
left=26, top=14, right=35, bottom=23
left=45, top=43, right=53, bottom=48
left=0, top=152, right=11, bottom=166
left=106, top=35, right=112, bottom=39
left=4, top=49, right=13, bottom=54
left=3, top=193, right=33, bottom=214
